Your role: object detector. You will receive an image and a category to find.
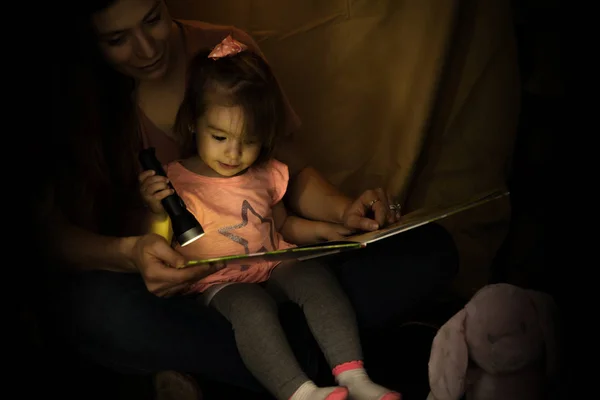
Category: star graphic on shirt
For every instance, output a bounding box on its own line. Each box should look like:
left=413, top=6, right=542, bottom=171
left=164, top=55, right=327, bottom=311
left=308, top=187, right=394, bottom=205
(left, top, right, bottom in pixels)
left=218, top=200, right=276, bottom=271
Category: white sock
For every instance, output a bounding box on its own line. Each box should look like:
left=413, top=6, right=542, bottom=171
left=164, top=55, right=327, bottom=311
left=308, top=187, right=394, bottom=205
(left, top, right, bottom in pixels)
left=289, top=381, right=349, bottom=400
left=335, top=368, right=401, bottom=400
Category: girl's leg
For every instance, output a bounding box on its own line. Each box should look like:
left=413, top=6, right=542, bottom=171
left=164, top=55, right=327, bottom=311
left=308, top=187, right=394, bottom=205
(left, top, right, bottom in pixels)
left=210, top=283, right=348, bottom=400
left=267, top=261, right=402, bottom=400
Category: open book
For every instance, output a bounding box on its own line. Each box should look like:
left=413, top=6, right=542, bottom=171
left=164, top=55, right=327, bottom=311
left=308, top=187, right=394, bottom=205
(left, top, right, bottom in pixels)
left=183, top=189, right=509, bottom=268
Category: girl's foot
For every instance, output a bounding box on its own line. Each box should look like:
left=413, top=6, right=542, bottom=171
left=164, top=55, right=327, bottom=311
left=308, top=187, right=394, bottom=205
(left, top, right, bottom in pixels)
left=289, top=381, right=348, bottom=400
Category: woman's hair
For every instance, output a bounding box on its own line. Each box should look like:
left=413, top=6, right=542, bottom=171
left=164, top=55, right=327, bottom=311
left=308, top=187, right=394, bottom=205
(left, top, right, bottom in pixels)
left=174, top=49, right=288, bottom=167
left=48, top=0, right=143, bottom=235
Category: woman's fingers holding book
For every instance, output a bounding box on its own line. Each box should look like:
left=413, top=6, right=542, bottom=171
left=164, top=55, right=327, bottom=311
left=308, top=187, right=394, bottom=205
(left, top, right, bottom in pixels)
left=133, top=234, right=218, bottom=297
left=343, top=188, right=394, bottom=231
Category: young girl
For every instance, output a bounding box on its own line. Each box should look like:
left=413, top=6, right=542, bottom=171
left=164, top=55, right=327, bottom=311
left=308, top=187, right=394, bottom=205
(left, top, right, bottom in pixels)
left=139, top=35, right=402, bottom=400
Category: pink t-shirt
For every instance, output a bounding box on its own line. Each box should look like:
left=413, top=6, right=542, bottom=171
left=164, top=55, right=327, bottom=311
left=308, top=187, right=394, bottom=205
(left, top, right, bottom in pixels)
left=165, top=159, right=296, bottom=293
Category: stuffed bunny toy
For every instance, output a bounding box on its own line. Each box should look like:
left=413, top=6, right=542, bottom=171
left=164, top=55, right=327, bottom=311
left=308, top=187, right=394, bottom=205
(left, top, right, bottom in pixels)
left=426, top=283, right=558, bottom=400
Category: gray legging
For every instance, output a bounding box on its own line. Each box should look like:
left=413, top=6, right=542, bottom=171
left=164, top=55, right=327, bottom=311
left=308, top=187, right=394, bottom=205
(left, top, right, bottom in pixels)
left=208, top=260, right=363, bottom=400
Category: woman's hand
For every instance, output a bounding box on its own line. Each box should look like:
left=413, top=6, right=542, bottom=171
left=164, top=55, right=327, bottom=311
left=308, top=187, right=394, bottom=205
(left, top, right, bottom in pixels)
left=129, top=233, right=221, bottom=297
left=139, top=170, right=173, bottom=215
left=341, top=188, right=402, bottom=232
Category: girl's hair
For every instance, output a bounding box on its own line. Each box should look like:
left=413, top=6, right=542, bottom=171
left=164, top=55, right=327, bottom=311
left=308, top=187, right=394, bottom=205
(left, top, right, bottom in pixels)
left=48, top=0, right=143, bottom=236
left=174, top=49, right=288, bottom=167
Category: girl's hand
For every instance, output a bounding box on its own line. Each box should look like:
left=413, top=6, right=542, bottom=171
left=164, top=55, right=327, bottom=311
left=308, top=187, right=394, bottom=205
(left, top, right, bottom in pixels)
left=139, top=170, right=173, bottom=215
left=315, top=221, right=355, bottom=242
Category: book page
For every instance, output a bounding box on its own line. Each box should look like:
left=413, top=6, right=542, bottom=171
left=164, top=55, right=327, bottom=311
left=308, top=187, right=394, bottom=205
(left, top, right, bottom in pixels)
left=182, top=241, right=363, bottom=268
left=180, top=189, right=507, bottom=268
left=344, top=189, right=509, bottom=245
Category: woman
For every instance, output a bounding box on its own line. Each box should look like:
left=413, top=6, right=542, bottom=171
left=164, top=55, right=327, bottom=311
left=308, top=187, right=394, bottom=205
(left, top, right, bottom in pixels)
left=42, top=0, right=458, bottom=396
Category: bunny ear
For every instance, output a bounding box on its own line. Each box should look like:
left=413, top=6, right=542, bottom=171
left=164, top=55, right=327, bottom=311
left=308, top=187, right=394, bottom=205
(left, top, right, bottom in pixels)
left=428, top=308, right=469, bottom=400
left=526, top=290, right=559, bottom=379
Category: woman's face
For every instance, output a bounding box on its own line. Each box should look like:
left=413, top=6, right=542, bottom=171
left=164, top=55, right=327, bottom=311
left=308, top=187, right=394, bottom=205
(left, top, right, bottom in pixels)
left=92, top=0, right=173, bottom=80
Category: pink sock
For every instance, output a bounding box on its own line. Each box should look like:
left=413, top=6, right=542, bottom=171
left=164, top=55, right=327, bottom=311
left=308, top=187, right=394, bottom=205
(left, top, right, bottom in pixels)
left=289, top=381, right=348, bottom=400
left=333, top=361, right=402, bottom=400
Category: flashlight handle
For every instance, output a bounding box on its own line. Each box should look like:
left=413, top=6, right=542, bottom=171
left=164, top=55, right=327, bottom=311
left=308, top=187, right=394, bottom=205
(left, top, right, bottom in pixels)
left=139, top=147, right=169, bottom=180
left=139, top=147, right=187, bottom=217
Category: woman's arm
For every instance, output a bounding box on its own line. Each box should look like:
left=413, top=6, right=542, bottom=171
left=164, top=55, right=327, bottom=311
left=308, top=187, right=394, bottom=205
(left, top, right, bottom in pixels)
left=43, top=211, right=140, bottom=273
left=285, top=166, right=353, bottom=224
left=36, top=191, right=169, bottom=274
left=41, top=210, right=220, bottom=297
left=285, top=166, right=399, bottom=232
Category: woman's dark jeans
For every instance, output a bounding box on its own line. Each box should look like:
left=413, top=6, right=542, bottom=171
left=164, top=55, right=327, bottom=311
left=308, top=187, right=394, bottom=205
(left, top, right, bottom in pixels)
left=44, top=223, right=458, bottom=392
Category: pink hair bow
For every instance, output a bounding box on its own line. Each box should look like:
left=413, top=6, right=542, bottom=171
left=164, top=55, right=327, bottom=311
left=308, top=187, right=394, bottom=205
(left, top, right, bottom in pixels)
left=208, top=35, right=248, bottom=60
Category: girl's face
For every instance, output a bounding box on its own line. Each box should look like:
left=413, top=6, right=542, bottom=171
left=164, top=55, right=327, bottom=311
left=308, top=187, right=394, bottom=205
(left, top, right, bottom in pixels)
left=92, top=0, right=173, bottom=80
left=194, top=105, right=261, bottom=178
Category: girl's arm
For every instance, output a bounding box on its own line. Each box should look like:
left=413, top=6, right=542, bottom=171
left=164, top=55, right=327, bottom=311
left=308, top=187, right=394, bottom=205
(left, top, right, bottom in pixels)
left=272, top=201, right=352, bottom=245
